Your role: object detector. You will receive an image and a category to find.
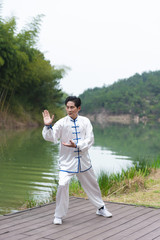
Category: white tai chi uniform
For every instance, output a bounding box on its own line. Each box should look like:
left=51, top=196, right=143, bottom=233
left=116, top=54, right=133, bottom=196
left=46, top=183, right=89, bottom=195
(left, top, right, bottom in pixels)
left=42, top=115, right=105, bottom=219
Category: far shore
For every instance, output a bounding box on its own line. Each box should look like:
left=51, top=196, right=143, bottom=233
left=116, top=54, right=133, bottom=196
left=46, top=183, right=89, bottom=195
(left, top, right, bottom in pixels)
left=0, top=112, right=40, bottom=130
left=85, top=111, right=160, bottom=126
left=1, top=110, right=160, bottom=130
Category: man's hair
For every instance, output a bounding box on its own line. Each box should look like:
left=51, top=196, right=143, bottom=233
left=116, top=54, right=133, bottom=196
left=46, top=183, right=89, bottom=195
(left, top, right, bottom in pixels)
left=65, top=96, right=81, bottom=108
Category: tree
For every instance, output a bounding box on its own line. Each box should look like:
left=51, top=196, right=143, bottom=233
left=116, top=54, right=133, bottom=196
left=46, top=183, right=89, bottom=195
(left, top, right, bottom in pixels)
left=0, top=13, right=65, bottom=121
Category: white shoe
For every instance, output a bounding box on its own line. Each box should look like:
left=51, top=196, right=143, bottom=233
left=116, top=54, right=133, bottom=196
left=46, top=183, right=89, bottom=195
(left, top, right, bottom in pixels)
left=53, top=217, right=62, bottom=225
left=96, top=206, right=112, bottom=218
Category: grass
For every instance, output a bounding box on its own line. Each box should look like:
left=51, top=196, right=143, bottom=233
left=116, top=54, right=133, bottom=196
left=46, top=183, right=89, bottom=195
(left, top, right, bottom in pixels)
left=20, top=195, right=46, bottom=210
left=68, top=160, right=153, bottom=198
left=105, top=168, right=160, bottom=208
left=20, top=181, right=59, bottom=210
left=98, top=162, right=151, bottom=197
left=68, top=157, right=160, bottom=208
left=69, top=177, right=87, bottom=198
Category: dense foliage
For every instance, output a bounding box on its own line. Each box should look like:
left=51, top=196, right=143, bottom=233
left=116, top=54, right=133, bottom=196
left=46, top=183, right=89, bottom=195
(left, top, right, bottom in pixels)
left=0, top=14, right=65, bottom=122
left=79, top=71, right=160, bottom=119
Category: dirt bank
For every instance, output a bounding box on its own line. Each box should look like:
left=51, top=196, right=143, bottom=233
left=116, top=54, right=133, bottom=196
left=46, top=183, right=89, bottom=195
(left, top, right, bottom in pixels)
left=85, top=110, right=148, bottom=126
left=0, top=111, right=39, bottom=129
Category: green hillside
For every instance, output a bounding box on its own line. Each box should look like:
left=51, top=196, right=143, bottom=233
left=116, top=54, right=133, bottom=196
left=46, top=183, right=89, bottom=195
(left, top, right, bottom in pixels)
left=79, top=71, right=160, bottom=120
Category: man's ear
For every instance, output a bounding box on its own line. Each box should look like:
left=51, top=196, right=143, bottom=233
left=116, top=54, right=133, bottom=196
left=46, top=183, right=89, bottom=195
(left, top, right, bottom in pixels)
left=78, top=106, right=81, bottom=112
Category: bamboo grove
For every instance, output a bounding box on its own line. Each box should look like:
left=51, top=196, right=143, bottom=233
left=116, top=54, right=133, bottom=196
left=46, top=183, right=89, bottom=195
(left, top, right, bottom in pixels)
left=0, top=13, right=65, bottom=123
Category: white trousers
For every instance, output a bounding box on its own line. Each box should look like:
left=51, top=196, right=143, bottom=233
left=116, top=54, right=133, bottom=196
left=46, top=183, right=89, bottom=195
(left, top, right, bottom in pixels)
left=54, top=168, right=105, bottom=219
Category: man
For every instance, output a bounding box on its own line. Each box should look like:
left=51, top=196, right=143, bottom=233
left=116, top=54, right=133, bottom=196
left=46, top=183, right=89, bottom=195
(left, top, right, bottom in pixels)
left=42, top=96, right=112, bottom=225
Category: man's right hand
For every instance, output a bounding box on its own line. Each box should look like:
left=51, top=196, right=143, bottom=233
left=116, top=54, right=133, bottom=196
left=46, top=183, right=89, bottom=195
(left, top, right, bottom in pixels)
left=42, top=110, right=54, bottom=126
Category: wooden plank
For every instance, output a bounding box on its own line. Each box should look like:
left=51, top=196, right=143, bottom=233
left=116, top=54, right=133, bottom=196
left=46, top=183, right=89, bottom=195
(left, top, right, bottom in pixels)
left=0, top=198, right=160, bottom=240
left=23, top=202, right=126, bottom=238
left=0, top=209, right=53, bottom=231
left=0, top=203, right=55, bottom=225
left=22, top=201, right=122, bottom=237
left=0, top=198, right=90, bottom=232
left=119, top=218, right=160, bottom=240
left=105, top=210, right=160, bottom=240
left=1, top=202, right=55, bottom=218
left=61, top=208, right=154, bottom=240
left=87, top=209, right=160, bottom=240
left=45, top=205, right=147, bottom=240
left=0, top=202, right=95, bottom=238
left=0, top=234, right=28, bottom=240
left=137, top=227, right=160, bottom=240
left=0, top=198, right=100, bottom=239
left=0, top=197, right=83, bottom=224
left=0, top=202, right=121, bottom=240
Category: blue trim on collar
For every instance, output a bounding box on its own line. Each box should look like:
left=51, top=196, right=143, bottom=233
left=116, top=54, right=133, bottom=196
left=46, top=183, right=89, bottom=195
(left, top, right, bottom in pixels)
left=45, top=124, right=52, bottom=129
left=69, top=115, right=78, bottom=122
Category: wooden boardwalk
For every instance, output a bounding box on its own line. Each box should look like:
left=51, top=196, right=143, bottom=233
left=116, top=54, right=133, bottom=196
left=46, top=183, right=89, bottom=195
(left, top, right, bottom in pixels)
left=0, top=197, right=160, bottom=240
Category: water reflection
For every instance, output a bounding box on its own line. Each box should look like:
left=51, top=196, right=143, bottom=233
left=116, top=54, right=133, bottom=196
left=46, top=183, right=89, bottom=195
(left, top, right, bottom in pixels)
left=0, top=128, right=59, bottom=215
left=90, top=146, right=133, bottom=176
left=93, top=123, right=160, bottom=161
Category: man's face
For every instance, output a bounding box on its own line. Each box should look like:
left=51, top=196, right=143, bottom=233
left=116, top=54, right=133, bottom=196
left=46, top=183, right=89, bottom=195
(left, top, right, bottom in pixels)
left=66, top=101, right=81, bottom=119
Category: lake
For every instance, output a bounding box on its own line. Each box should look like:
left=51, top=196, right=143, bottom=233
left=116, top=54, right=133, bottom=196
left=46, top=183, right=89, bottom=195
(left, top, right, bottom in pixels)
left=0, top=123, right=160, bottom=215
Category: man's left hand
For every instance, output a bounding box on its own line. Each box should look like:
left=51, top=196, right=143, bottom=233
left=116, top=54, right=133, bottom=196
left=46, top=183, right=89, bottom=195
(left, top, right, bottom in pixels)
left=62, top=140, right=76, bottom=148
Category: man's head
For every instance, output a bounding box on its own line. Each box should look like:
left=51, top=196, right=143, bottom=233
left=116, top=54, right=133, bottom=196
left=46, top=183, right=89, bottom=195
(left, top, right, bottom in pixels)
left=65, top=96, right=81, bottom=119
left=65, top=96, right=81, bottom=108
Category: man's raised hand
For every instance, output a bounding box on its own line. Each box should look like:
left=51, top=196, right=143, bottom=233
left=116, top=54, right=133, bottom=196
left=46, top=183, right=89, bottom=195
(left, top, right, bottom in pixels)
left=42, top=110, right=54, bottom=126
